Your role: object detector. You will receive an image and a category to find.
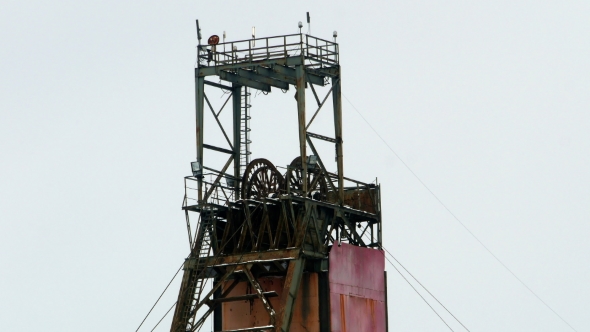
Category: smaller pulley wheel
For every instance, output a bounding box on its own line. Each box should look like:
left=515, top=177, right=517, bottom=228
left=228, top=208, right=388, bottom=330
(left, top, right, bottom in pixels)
left=285, top=156, right=327, bottom=200
left=242, top=158, right=284, bottom=199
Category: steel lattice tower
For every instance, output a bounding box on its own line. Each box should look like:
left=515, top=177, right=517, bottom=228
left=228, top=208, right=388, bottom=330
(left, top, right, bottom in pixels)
left=170, top=21, right=387, bottom=332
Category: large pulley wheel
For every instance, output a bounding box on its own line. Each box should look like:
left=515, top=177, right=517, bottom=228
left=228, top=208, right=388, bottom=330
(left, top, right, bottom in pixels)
left=242, top=158, right=284, bottom=200
left=285, top=156, right=327, bottom=200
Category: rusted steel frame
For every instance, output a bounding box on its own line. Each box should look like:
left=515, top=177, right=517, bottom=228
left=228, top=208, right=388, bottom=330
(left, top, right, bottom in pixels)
left=287, top=199, right=298, bottom=230
left=359, top=221, right=371, bottom=240
left=306, top=132, right=336, bottom=143
left=204, top=93, right=234, bottom=150
left=203, top=143, right=234, bottom=155
left=305, top=136, right=337, bottom=194
left=185, top=210, right=193, bottom=248
left=331, top=74, right=344, bottom=204
left=310, top=207, right=324, bottom=252
left=323, top=171, right=371, bottom=187
left=295, top=64, right=308, bottom=196
left=243, top=264, right=276, bottom=326
left=196, top=74, right=205, bottom=203
left=279, top=201, right=293, bottom=247
left=208, top=291, right=278, bottom=304
left=253, top=202, right=271, bottom=251
left=203, top=248, right=301, bottom=267
left=308, top=74, right=322, bottom=106
left=234, top=206, right=251, bottom=253
left=304, top=205, right=322, bottom=252
left=286, top=195, right=379, bottom=221
left=322, top=212, right=336, bottom=246
left=307, top=170, right=322, bottom=197
left=188, top=265, right=240, bottom=320
left=203, top=156, right=234, bottom=202
left=171, top=264, right=197, bottom=331
left=338, top=213, right=366, bottom=247
left=236, top=202, right=261, bottom=252
left=174, top=215, right=238, bottom=330
left=173, top=254, right=232, bottom=332
left=197, top=57, right=303, bottom=77
left=270, top=208, right=283, bottom=250
left=274, top=257, right=306, bottom=332
left=190, top=279, right=241, bottom=331
left=262, top=203, right=274, bottom=248
left=305, top=80, right=336, bottom=130
left=219, top=214, right=233, bottom=254
left=294, top=202, right=313, bottom=247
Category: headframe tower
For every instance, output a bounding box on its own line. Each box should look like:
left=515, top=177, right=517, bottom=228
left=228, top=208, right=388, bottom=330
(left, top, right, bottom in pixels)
left=170, top=20, right=387, bottom=332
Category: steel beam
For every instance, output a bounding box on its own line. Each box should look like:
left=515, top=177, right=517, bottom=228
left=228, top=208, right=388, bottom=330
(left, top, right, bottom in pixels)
left=275, top=257, right=305, bottom=332
left=197, top=57, right=304, bottom=77
left=208, top=291, right=278, bottom=304
left=194, top=248, right=301, bottom=267
left=273, top=65, right=325, bottom=86
left=237, top=69, right=289, bottom=90
left=204, top=80, right=232, bottom=91
left=220, top=71, right=271, bottom=92
left=196, top=72, right=205, bottom=203
left=204, top=144, right=233, bottom=155
left=332, top=74, right=344, bottom=204
left=295, top=65, right=307, bottom=194
left=307, top=132, right=336, bottom=143
left=256, top=66, right=296, bottom=85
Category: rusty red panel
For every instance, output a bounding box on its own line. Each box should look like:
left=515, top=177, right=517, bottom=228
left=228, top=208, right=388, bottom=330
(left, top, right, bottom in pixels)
left=222, top=273, right=320, bottom=332
left=329, top=243, right=386, bottom=332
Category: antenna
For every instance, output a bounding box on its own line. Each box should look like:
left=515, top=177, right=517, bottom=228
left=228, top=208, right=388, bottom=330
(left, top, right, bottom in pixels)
left=195, top=19, right=202, bottom=44
left=306, top=12, right=310, bottom=34
left=252, top=26, right=256, bottom=47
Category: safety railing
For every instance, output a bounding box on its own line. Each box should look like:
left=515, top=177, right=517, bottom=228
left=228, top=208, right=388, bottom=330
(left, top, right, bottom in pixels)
left=183, top=174, right=237, bottom=208
left=198, top=34, right=338, bottom=67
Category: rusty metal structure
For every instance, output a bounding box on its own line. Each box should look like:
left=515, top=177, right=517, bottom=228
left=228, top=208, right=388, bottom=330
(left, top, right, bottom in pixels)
left=170, top=21, right=386, bottom=332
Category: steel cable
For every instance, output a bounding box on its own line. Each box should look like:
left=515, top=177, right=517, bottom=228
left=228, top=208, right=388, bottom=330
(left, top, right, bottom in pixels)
left=344, top=94, right=578, bottom=332
left=135, top=261, right=184, bottom=331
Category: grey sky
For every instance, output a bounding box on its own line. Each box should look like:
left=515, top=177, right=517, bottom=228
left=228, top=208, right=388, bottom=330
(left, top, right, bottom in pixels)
left=1, top=1, right=588, bottom=331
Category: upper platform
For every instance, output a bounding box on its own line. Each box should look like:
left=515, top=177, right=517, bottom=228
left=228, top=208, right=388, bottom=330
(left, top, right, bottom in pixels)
left=198, top=33, right=338, bottom=68
left=196, top=33, right=340, bottom=91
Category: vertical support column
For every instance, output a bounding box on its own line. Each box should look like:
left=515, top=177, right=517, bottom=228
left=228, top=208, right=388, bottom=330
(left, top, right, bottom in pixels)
left=213, top=281, right=222, bottom=332
left=196, top=71, right=205, bottom=203
left=295, top=65, right=307, bottom=193
left=275, top=257, right=306, bottom=332
left=232, top=83, right=242, bottom=198
left=332, top=73, right=344, bottom=204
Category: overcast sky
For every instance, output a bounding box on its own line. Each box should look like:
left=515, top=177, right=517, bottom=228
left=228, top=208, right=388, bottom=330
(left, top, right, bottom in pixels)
left=1, top=1, right=589, bottom=331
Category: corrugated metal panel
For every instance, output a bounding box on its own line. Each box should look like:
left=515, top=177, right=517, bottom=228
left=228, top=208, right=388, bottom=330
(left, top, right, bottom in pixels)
left=222, top=273, right=320, bottom=331
left=329, top=243, right=386, bottom=332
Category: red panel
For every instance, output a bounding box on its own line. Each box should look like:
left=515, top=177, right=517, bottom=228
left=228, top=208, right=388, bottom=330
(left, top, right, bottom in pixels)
left=222, top=273, right=320, bottom=332
left=329, top=243, right=386, bottom=332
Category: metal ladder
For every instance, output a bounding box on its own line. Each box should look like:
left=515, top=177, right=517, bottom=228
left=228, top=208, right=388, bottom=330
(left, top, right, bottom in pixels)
left=184, top=208, right=215, bottom=330
left=240, top=86, right=252, bottom=175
